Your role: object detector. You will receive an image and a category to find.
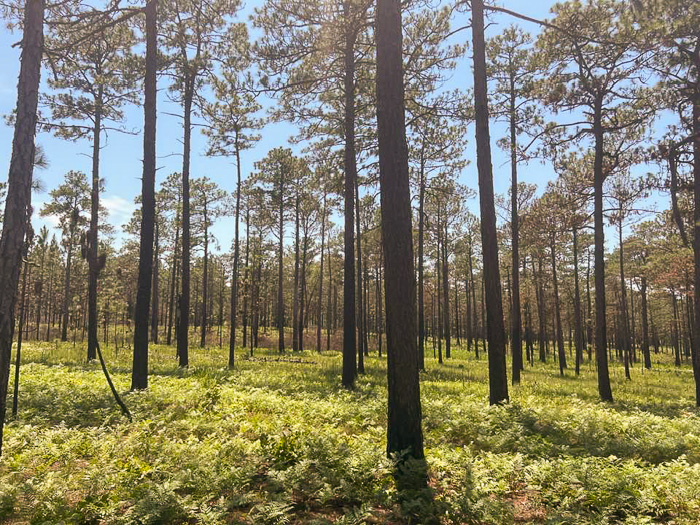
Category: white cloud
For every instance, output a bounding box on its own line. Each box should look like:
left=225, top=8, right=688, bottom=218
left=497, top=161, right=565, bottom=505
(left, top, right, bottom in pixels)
left=102, top=194, right=135, bottom=228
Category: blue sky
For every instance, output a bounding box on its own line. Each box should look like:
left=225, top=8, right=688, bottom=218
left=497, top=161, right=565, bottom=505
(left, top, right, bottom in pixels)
left=0, top=0, right=663, bottom=254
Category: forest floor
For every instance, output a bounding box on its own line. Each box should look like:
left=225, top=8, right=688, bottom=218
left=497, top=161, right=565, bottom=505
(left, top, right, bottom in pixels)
left=2, top=338, right=700, bottom=524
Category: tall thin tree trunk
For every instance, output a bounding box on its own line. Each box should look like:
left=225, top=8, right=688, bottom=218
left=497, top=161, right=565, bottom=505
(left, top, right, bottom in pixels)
left=316, top=194, right=326, bottom=352
left=131, top=0, right=157, bottom=389
left=200, top=208, right=209, bottom=348
left=277, top=174, right=285, bottom=353
left=355, top=177, right=365, bottom=372
left=509, top=81, right=522, bottom=383
left=150, top=220, right=160, bottom=343
left=342, top=0, right=357, bottom=387
left=692, top=96, right=700, bottom=405
left=166, top=205, right=179, bottom=346
left=573, top=226, right=583, bottom=375
left=177, top=74, right=194, bottom=368
left=618, top=216, right=631, bottom=380
left=593, top=106, right=613, bottom=401
left=550, top=235, right=566, bottom=375
left=641, top=275, right=651, bottom=369
left=472, top=0, right=508, bottom=404
left=417, top=145, right=426, bottom=369
left=87, top=99, right=102, bottom=362
left=292, top=194, right=300, bottom=352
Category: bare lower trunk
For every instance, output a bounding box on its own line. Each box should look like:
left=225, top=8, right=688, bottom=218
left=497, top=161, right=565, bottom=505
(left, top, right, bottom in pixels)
left=0, top=0, right=45, bottom=456
left=472, top=0, right=508, bottom=404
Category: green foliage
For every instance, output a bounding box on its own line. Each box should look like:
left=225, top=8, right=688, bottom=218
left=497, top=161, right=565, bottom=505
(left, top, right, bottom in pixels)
left=2, top=342, right=700, bottom=523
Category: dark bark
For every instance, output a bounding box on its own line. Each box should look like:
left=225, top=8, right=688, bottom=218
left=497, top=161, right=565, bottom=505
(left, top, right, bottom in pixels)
left=200, top=205, right=209, bottom=348
left=277, top=168, right=285, bottom=353
left=131, top=0, right=157, bottom=389
left=593, top=107, right=613, bottom=402
left=150, top=220, right=159, bottom=343
left=641, top=275, right=651, bottom=369
left=472, top=0, right=508, bottom=404
left=342, top=0, right=357, bottom=387
left=417, top=145, right=426, bottom=369
left=376, top=0, right=424, bottom=471
left=573, top=227, right=583, bottom=375
left=509, top=83, right=522, bottom=383
left=293, top=193, right=300, bottom=352
left=243, top=207, right=250, bottom=349
left=618, top=217, right=631, bottom=380
left=166, top=205, right=179, bottom=346
left=356, top=179, right=366, bottom=374
left=12, top=257, right=30, bottom=417
left=692, top=97, right=700, bottom=405
left=442, top=221, right=450, bottom=359
left=177, top=73, right=194, bottom=367
left=550, top=236, right=566, bottom=375
left=87, top=98, right=102, bottom=361
left=0, top=0, right=44, bottom=456
left=316, top=194, right=326, bottom=352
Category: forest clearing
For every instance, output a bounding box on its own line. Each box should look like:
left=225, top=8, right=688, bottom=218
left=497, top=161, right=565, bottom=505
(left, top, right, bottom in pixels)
left=2, top=341, right=700, bottom=524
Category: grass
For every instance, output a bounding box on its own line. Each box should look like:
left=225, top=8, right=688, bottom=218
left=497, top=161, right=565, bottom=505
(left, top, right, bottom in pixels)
left=2, top=336, right=700, bottom=524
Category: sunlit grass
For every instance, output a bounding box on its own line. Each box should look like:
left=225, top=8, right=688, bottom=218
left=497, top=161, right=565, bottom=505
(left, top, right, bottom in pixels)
left=2, top=336, right=700, bottom=523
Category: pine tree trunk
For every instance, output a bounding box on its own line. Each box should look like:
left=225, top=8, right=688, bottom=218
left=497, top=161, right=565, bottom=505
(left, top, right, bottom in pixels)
left=692, top=96, right=700, bottom=405
left=417, top=145, right=426, bottom=369
left=316, top=194, right=325, bottom=352
left=509, top=83, right=522, bottom=383
left=550, top=236, right=566, bottom=375
left=167, top=205, right=179, bottom=346
left=472, top=0, right=508, bottom=404
left=573, top=226, right=583, bottom=375
left=342, top=0, right=357, bottom=386
left=177, top=74, right=194, bottom=367
left=293, top=194, right=300, bottom=352
left=0, top=0, right=44, bottom=456
left=131, top=0, right=158, bottom=389
left=87, top=101, right=102, bottom=361
left=200, top=209, right=209, bottom=348
left=641, top=275, right=651, bottom=369
left=150, top=220, right=160, bottom=343
left=356, top=181, right=365, bottom=372
left=593, top=108, right=613, bottom=401
left=376, top=0, right=424, bottom=470
left=277, top=174, right=285, bottom=353
left=618, top=216, right=631, bottom=380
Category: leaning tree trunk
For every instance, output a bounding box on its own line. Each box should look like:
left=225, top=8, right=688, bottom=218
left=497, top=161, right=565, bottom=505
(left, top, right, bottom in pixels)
left=376, top=0, right=424, bottom=476
left=341, top=0, right=357, bottom=387
left=472, top=0, right=508, bottom=404
left=0, top=0, right=45, bottom=456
